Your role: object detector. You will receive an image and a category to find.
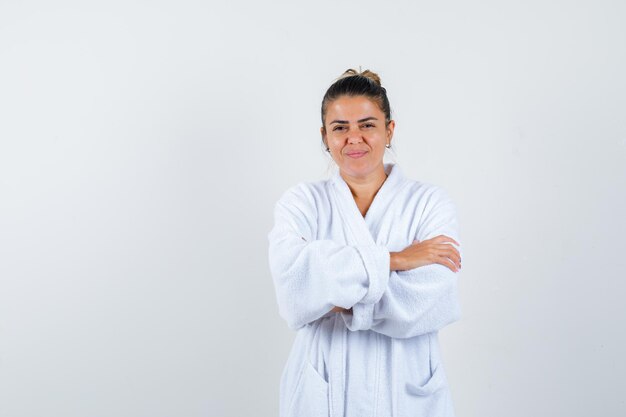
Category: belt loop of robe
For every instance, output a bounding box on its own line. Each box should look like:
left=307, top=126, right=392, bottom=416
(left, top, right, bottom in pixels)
left=329, top=316, right=346, bottom=417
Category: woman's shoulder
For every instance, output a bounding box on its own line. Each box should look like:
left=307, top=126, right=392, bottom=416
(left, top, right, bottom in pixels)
left=274, top=178, right=331, bottom=211
left=397, top=174, right=453, bottom=205
left=404, top=179, right=458, bottom=223
left=385, top=163, right=449, bottom=199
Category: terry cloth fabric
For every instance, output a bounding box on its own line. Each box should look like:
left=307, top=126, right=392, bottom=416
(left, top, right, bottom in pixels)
left=268, top=162, right=462, bottom=417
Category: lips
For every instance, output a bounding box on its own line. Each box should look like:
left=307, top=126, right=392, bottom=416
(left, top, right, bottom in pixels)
left=346, top=150, right=368, bottom=158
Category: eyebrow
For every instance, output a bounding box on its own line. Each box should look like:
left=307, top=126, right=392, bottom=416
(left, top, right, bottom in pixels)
left=329, top=116, right=378, bottom=125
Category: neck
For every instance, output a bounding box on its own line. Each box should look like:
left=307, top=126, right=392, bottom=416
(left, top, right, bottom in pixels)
left=340, top=164, right=388, bottom=200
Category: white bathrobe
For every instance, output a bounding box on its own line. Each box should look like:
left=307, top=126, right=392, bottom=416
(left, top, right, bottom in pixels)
left=267, top=162, right=462, bottom=417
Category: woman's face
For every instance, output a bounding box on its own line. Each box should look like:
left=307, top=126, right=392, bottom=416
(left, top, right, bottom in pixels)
left=321, top=95, right=395, bottom=180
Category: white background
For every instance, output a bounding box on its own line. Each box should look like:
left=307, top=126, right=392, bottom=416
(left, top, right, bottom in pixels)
left=1, top=1, right=625, bottom=416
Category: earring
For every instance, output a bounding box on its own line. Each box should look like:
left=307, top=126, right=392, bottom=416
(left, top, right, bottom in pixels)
left=326, top=147, right=330, bottom=152
left=385, top=143, right=391, bottom=148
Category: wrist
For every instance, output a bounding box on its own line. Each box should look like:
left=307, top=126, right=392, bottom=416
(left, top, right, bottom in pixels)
left=389, top=252, right=404, bottom=271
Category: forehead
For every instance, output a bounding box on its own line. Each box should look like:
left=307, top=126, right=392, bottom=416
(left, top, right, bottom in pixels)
left=326, top=95, right=384, bottom=120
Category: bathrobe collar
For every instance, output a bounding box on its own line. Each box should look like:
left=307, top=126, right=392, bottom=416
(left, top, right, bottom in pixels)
left=330, top=162, right=405, bottom=244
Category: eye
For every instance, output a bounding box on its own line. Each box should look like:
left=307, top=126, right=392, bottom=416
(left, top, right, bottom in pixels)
left=361, top=123, right=375, bottom=129
left=333, top=125, right=347, bottom=131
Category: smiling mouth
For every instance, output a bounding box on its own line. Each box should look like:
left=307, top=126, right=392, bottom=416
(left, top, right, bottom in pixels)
left=346, top=151, right=368, bottom=158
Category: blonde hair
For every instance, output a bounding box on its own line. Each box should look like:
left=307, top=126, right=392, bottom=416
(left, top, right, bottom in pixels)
left=336, top=68, right=382, bottom=86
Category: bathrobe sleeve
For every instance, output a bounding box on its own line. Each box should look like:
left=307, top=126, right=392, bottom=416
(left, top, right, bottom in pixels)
left=342, top=186, right=462, bottom=339
left=268, top=184, right=391, bottom=331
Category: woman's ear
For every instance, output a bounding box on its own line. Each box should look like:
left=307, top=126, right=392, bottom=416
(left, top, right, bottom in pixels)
left=386, top=120, right=395, bottom=141
left=320, top=126, right=327, bottom=147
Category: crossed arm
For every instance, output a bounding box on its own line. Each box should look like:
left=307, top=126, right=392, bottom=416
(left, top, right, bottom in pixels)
left=330, top=234, right=461, bottom=313
left=268, top=185, right=463, bottom=338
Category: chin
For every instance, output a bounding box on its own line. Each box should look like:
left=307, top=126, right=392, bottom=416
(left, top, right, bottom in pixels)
left=340, top=162, right=377, bottom=177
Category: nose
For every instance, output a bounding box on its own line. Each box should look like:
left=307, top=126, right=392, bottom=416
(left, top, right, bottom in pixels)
left=346, top=126, right=363, bottom=144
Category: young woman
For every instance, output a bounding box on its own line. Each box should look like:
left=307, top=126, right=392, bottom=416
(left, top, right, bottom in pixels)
left=268, top=69, right=463, bottom=417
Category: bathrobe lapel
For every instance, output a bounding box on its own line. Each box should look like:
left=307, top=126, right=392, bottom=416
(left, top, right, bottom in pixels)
left=329, top=162, right=403, bottom=245
left=326, top=162, right=403, bottom=417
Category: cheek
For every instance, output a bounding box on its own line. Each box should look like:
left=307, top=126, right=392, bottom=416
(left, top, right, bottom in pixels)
left=374, top=133, right=388, bottom=149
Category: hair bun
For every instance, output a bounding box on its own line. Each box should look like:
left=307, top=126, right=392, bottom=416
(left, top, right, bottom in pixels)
left=360, top=70, right=382, bottom=86
left=321, top=67, right=391, bottom=128
left=339, top=68, right=382, bottom=87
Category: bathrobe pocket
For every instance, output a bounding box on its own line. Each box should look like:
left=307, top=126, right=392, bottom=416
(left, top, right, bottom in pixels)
left=406, top=363, right=446, bottom=395
left=285, top=360, right=330, bottom=417
left=402, top=364, right=449, bottom=416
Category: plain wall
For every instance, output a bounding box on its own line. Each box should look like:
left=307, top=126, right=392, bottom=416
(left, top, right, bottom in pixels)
left=1, top=0, right=625, bottom=416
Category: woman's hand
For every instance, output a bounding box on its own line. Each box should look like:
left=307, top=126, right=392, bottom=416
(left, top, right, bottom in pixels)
left=390, top=235, right=461, bottom=272
left=328, top=236, right=460, bottom=313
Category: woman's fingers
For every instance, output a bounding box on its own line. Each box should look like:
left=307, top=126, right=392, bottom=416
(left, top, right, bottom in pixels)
left=433, top=235, right=459, bottom=246
left=401, top=236, right=462, bottom=271
left=426, top=242, right=462, bottom=271
left=435, top=244, right=461, bottom=266
left=437, top=255, right=460, bottom=272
